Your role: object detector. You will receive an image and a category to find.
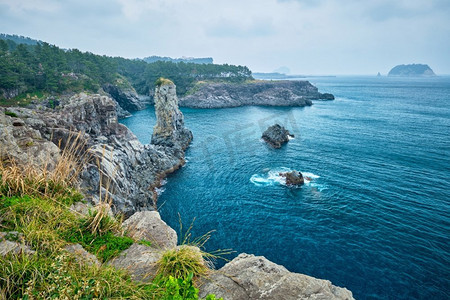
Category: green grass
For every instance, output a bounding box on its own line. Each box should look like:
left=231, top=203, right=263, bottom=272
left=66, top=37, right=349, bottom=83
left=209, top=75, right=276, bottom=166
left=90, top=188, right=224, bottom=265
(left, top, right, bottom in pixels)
left=61, top=219, right=134, bottom=262
left=4, top=111, right=18, bottom=117
left=155, top=77, right=174, bottom=87
left=0, top=148, right=222, bottom=299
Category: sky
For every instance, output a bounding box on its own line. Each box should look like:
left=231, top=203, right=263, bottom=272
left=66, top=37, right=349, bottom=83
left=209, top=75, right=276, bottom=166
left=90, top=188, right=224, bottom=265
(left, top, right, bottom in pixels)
left=1, top=0, right=449, bottom=75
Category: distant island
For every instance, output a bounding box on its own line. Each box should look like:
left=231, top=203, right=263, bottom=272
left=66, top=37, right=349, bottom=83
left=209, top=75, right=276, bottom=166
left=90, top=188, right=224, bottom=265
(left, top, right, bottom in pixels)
left=388, top=64, right=436, bottom=77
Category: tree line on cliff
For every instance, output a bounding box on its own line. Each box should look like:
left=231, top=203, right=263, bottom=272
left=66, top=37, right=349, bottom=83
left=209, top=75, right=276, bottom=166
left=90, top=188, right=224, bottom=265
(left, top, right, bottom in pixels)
left=0, top=36, right=252, bottom=100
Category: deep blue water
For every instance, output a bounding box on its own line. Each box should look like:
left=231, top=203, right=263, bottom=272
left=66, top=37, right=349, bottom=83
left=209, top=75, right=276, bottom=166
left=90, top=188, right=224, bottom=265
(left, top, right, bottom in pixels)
left=121, top=76, right=450, bottom=299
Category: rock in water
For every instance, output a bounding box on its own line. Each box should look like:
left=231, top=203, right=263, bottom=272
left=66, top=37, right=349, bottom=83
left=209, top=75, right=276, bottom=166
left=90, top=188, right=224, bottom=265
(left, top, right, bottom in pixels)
left=199, top=253, right=354, bottom=300
left=151, top=79, right=193, bottom=149
left=262, top=124, right=294, bottom=148
left=280, top=170, right=304, bottom=186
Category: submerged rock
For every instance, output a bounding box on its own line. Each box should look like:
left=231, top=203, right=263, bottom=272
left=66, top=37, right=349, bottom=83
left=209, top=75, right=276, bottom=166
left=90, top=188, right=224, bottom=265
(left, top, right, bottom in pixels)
left=199, top=253, right=354, bottom=300
left=262, top=124, right=294, bottom=148
left=280, top=170, right=304, bottom=186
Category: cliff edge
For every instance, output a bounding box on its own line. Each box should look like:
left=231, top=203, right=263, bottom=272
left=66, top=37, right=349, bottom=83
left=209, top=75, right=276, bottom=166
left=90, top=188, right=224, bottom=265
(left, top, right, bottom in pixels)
left=179, top=80, right=334, bottom=108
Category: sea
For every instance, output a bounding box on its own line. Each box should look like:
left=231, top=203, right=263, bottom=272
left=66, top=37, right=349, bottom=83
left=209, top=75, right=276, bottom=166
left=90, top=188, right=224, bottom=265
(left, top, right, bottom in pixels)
left=120, top=76, right=450, bottom=299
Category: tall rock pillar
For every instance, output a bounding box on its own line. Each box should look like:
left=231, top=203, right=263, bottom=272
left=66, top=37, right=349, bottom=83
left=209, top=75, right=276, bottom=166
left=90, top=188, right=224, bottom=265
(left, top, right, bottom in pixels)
left=151, top=78, right=192, bottom=149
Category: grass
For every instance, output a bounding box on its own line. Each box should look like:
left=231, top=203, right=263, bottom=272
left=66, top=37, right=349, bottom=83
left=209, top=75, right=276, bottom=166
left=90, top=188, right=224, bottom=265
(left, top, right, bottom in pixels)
left=155, top=77, right=174, bottom=87
left=0, top=129, right=222, bottom=299
left=4, top=111, right=17, bottom=118
left=0, top=91, right=47, bottom=107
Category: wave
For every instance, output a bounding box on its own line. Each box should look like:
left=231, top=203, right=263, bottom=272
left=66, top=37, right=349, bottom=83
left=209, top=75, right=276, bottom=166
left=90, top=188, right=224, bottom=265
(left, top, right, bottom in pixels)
left=250, top=167, right=326, bottom=190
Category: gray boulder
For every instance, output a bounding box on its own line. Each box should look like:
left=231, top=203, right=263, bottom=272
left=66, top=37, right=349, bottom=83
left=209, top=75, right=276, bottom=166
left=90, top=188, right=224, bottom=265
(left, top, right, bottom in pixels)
left=199, top=253, right=354, bottom=300
left=108, top=243, right=162, bottom=282
left=262, top=124, right=294, bottom=148
left=122, top=211, right=177, bottom=249
left=0, top=240, right=35, bottom=256
left=64, top=243, right=101, bottom=267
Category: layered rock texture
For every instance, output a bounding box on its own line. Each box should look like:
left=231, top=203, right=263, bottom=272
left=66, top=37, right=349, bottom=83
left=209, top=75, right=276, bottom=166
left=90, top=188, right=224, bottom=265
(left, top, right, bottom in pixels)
left=179, top=80, right=334, bottom=108
left=0, top=88, right=191, bottom=216
left=151, top=80, right=193, bottom=149
left=103, top=83, right=152, bottom=118
left=262, top=124, right=294, bottom=148
left=199, top=253, right=354, bottom=300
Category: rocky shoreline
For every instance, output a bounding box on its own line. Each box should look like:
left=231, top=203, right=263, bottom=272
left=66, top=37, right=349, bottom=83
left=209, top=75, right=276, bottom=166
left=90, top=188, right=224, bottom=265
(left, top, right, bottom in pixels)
left=179, top=80, right=334, bottom=108
left=1, top=80, right=353, bottom=299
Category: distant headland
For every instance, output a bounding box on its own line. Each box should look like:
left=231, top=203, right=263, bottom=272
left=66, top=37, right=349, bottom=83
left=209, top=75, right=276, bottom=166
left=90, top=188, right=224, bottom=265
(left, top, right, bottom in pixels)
left=388, top=64, right=436, bottom=77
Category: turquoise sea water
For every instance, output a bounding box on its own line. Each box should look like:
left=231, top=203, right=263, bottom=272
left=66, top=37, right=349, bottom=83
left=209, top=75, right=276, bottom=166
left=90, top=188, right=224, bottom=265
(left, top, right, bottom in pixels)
left=121, top=76, right=450, bottom=299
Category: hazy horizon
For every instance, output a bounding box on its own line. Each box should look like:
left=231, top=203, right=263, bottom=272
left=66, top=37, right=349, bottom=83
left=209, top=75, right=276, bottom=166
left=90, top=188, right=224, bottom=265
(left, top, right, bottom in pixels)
left=1, top=0, right=449, bottom=75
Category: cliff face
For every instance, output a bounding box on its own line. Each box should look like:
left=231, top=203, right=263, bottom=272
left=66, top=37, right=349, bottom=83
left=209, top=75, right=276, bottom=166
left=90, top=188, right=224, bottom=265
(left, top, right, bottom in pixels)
left=102, top=84, right=153, bottom=118
left=179, top=80, right=334, bottom=108
left=151, top=81, right=193, bottom=149
left=1, top=91, right=190, bottom=216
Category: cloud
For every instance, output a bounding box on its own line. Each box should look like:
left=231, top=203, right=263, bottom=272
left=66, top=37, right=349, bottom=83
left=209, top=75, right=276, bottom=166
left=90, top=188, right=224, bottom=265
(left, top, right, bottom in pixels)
left=0, top=0, right=60, bottom=13
left=206, top=17, right=276, bottom=38
left=0, top=0, right=449, bottom=74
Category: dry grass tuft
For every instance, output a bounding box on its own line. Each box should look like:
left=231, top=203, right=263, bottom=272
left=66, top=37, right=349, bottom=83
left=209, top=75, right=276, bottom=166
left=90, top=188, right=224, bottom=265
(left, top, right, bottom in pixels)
left=0, top=131, right=87, bottom=199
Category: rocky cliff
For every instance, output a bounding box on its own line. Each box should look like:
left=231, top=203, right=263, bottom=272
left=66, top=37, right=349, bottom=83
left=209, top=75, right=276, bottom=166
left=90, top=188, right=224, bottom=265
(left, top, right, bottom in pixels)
left=102, top=83, right=153, bottom=118
left=1, top=90, right=191, bottom=217
left=179, top=80, right=334, bottom=108
left=151, top=79, right=192, bottom=149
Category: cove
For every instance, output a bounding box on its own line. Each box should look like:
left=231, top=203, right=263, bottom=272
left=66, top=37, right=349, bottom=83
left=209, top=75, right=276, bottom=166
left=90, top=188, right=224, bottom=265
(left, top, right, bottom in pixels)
left=121, top=76, right=450, bottom=299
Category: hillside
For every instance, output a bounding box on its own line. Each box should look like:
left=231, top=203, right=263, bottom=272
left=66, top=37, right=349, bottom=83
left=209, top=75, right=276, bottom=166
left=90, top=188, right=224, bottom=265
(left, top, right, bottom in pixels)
left=388, top=64, right=436, bottom=77
left=0, top=35, right=252, bottom=105
left=143, top=56, right=213, bottom=64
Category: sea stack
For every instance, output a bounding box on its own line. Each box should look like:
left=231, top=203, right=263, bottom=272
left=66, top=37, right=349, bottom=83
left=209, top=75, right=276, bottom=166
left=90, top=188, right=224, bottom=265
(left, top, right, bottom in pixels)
left=262, top=124, right=294, bottom=148
left=151, top=78, right=192, bottom=149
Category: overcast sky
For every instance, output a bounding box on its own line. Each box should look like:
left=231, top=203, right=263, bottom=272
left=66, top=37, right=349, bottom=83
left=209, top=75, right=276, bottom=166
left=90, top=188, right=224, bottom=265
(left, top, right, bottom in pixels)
left=1, top=0, right=449, bottom=75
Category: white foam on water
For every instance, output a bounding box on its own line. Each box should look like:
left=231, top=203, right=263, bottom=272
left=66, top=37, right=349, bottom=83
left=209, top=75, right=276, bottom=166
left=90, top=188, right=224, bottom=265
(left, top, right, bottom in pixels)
left=250, top=168, right=324, bottom=190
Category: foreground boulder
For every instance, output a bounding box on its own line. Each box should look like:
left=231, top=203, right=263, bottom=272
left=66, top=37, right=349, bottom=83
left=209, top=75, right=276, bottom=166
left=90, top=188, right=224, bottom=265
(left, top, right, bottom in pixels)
left=122, top=211, right=177, bottom=249
left=199, top=253, right=354, bottom=300
left=108, top=244, right=161, bottom=282
left=280, top=170, right=305, bottom=186
left=262, top=124, right=294, bottom=148
left=64, top=243, right=100, bottom=267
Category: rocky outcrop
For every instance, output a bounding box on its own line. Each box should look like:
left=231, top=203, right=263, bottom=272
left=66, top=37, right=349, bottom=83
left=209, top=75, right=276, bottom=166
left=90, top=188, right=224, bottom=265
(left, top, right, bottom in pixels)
left=122, top=211, right=177, bottom=249
left=0, top=107, right=61, bottom=169
left=280, top=170, right=305, bottom=186
left=108, top=243, right=162, bottom=282
left=64, top=244, right=101, bottom=267
left=151, top=79, right=193, bottom=149
left=179, top=80, right=334, bottom=108
left=1, top=90, right=191, bottom=217
left=262, top=124, right=293, bottom=148
left=103, top=83, right=152, bottom=118
left=388, top=64, right=436, bottom=77
left=199, top=253, right=354, bottom=300
left=0, top=232, right=35, bottom=256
